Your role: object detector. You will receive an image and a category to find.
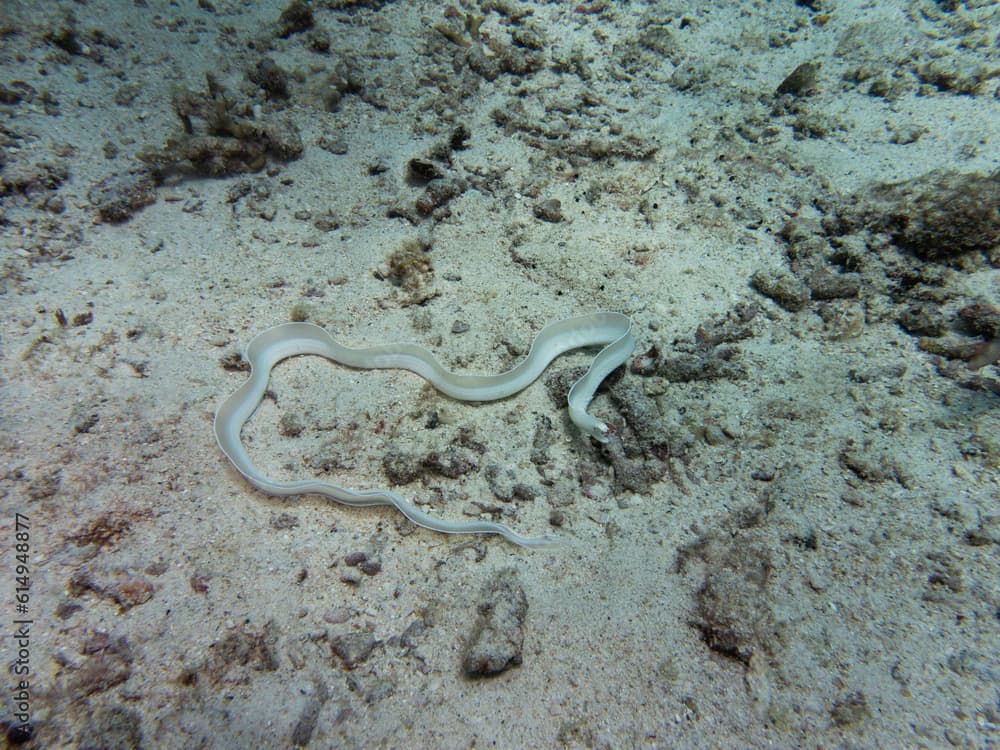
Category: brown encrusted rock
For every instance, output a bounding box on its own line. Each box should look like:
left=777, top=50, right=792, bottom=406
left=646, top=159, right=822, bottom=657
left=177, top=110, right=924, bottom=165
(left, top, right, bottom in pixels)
left=137, top=74, right=302, bottom=177
left=836, top=170, right=1000, bottom=262
left=533, top=198, right=563, bottom=223
left=422, top=449, right=478, bottom=478
left=1, top=158, right=68, bottom=196
left=88, top=170, right=156, bottom=223
left=897, top=303, right=946, bottom=336
left=808, top=268, right=861, bottom=300
left=690, top=541, right=775, bottom=664
left=249, top=57, right=290, bottom=100
left=276, top=0, right=314, bottom=38
left=382, top=450, right=423, bottom=484
left=330, top=632, right=377, bottom=670
left=462, top=568, right=527, bottom=677
left=776, top=61, right=820, bottom=96
left=751, top=269, right=809, bottom=311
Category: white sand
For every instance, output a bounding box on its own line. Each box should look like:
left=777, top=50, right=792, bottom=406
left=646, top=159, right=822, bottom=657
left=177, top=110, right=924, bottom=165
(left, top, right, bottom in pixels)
left=1, top=0, right=997, bottom=747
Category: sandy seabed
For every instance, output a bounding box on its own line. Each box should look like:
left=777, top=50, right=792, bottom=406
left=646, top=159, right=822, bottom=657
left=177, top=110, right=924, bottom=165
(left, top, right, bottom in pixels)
left=1, top=1, right=998, bottom=748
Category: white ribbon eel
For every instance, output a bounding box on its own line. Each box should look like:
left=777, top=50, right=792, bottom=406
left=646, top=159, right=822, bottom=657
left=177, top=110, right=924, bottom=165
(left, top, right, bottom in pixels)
left=214, top=312, right=635, bottom=548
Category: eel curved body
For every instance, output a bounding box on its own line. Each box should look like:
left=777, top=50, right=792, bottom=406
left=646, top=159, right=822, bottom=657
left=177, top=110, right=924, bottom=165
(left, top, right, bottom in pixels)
left=214, top=312, right=635, bottom=548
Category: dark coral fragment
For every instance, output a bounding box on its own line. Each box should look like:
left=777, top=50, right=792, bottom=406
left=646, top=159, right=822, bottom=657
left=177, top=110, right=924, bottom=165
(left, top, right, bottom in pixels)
left=462, top=568, right=527, bottom=677
left=776, top=61, right=819, bottom=96
left=88, top=170, right=157, bottom=223
left=276, top=0, right=314, bottom=38
left=751, top=269, right=809, bottom=311
left=839, top=170, right=1000, bottom=263
left=248, top=58, right=291, bottom=100
left=691, top=540, right=775, bottom=664
left=138, top=74, right=302, bottom=177
left=897, top=303, right=945, bottom=336
left=1, top=159, right=68, bottom=197
left=958, top=301, right=1000, bottom=338
left=808, top=268, right=860, bottom=300
left=330, top=632, right=377, bottom=670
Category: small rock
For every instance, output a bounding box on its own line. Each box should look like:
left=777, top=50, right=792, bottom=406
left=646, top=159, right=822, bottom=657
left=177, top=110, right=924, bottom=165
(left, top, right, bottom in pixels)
left=339, top=568, right=362, bottom=585
left=830, top=691, right=869, bottom=727
left=358, top=558, right=381, bottom=576
left=88, top=170, right=157, bottom=223
left=751, top=269, right=809, bottom=312
left=343, top=551, right=367, bottom=567
left=249, top=57, right=290, bottom=100
left=330, top=632, right=377, bottom=670
left=533, top=198, right=563, bottom=223
left=323, top=608, right=352, bottom=625
left=776, top=62, right=819, bottom=96
left=276, top=0, right=314, bottom=38
left=808, top=268, right=860, bottom=299
left=382, top=451, right=423, bottom=484
left=897, top=304, right=945, bottom=336
left=462, top=568, right=528, bottom=677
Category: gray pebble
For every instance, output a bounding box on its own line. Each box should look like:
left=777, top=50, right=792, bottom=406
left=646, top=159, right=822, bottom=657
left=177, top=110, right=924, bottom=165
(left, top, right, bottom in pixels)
left=533, top=198, right=563, bottom=223
left=330, top=632, right=377, bottom=670
left=462, top=568, right=528, bottom=677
